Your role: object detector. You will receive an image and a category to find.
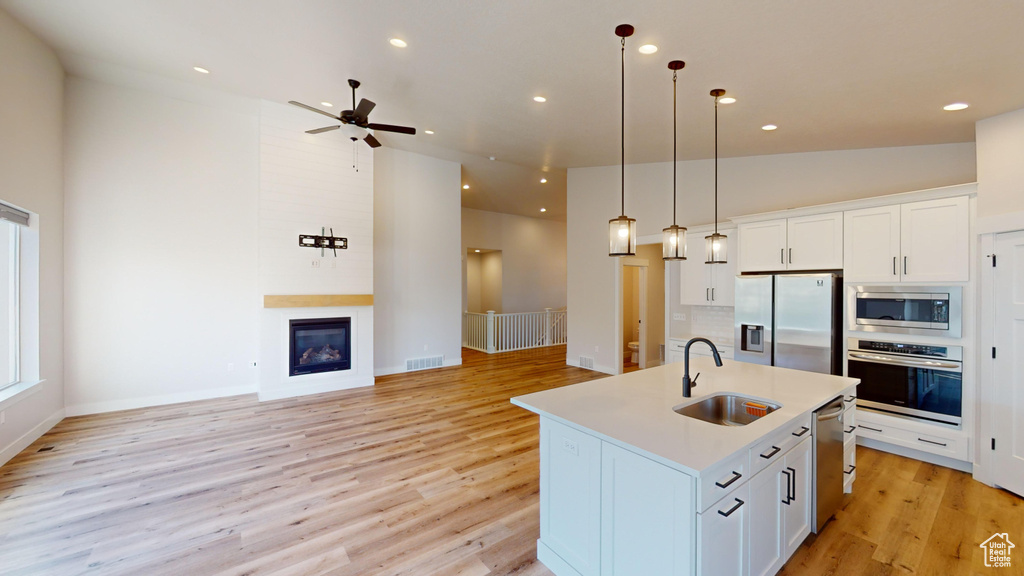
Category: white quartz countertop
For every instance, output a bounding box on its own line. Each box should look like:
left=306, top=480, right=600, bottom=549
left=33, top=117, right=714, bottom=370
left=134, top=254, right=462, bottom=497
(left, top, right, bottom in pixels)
left=512, top=358, right=858, bottom=476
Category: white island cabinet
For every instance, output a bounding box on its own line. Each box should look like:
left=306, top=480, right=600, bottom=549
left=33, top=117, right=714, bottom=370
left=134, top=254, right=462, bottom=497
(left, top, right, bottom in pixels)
left=514, top=359, right=858, bottom=576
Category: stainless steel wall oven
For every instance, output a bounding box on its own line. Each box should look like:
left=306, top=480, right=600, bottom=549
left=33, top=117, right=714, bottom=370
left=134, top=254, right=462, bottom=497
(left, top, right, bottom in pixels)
left=847, top=338, right=962, bottom=426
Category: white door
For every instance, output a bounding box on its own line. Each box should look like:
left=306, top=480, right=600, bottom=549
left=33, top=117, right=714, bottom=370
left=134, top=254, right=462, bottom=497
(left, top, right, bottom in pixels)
left=738, top=219, right=787, bottom=272
left=787, top=212, right=844, bottom=270
left=900, top=196, right=970, bottom=282
left=601, top=443, right=694, bottom=576
left=992, top=230, right=1024, bottom=497
left=748, top=458, right=785, bottom=576
left=843, top=205, right=900, bottom=282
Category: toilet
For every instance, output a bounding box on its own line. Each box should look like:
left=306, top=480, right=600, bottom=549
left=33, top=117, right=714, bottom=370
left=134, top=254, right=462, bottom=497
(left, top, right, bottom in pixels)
left=627, top=341, right=640, bottom=363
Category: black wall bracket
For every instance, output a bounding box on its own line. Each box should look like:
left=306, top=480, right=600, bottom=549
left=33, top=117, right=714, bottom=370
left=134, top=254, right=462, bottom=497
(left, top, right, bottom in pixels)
left=300, top=227, right=347, bottom=256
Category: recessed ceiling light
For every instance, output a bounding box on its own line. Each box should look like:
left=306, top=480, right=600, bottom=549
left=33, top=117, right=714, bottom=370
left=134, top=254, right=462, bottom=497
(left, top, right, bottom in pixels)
left=534, top=96, right=547, bottom=103
left=462, top=184, right=470, bottom=189
left=638, top=44, right=658, bottom=55
left=540, top=178, right=548, bottom=184
left=193, top=66, right=210, bottom=74
left=320, top=102, right=333, bottom=108
left=762, top=124, right=778, bottom=131
left=424, top=130, right=435, bottom=134
left=474, top=249, right=481, bottom=253
left=540, top=208, right=547, bottom=212
left=719, top=97, right=736, bottom=104
left=389, top=38, right=407, bottom=48
left=489, top=156, right=496, bottom=161
left=943, top=102, right=969, bottom=111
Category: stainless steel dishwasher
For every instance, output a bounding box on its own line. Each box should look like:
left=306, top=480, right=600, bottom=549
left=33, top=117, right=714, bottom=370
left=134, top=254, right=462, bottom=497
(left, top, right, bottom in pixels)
left=812, top=396, right=845, bottom=533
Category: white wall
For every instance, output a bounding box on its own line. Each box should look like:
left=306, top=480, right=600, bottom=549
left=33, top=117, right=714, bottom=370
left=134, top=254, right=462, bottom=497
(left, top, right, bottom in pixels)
left=462, top=208, right=567, bottom=313
left=977, top=108, right=1024, bottom=228
left=568, top=143, right=976, bottom=373
left=63, top=75, right=261, bottom=414
left=373, top=148, right=462, bottom=375
left=0, top=8, right=65, bottom=464
left=480, top=251, right=503, bottom=314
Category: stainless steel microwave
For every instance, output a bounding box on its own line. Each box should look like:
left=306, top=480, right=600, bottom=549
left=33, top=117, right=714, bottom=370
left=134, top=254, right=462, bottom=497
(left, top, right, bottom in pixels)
left=850, top=286, right=962, bottom=338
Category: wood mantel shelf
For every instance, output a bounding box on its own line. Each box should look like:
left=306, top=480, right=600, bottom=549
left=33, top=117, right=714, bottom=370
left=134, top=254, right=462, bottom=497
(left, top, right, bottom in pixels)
left=263, top=294, right=374, bottom=308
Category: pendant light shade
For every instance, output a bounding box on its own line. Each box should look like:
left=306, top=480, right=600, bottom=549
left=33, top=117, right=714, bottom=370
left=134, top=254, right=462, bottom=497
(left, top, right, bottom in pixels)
left=663, top=60, right=687, bottom=260
left=706, top=88, right=728, bottom=265
left=609, top=24, right=636, bottom=257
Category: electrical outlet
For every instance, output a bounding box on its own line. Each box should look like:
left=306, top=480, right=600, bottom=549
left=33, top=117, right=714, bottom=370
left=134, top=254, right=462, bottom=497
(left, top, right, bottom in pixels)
left=311, top=259, right=320, bottom=268
left=594, top=345, right=599, bottom=353
left=673, top=313, right=687, bottom=321
left=423, top=344, right=428, bottom=351
left=1, top=410, right=5, bottom=425
left=227, top=363, right=234, bottom=372
left=561, top=437, right=579, bottom=457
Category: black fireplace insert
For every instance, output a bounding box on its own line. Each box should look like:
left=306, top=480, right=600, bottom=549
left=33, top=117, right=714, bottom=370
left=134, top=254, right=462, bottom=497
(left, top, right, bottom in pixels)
left=289, top=317, right=351, bottom=376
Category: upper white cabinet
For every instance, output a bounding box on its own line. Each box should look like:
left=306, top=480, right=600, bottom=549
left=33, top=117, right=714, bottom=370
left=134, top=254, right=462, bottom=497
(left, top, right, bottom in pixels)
left=844, top=196, right=969, bottom=283
left=738, top=212, right=843, bottom=272
left=680, top=228, right=737, bottom=307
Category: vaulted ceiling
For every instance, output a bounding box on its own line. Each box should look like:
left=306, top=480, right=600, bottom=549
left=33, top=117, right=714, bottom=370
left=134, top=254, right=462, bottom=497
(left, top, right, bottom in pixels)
left=4, top=0, right=1023, bottom=221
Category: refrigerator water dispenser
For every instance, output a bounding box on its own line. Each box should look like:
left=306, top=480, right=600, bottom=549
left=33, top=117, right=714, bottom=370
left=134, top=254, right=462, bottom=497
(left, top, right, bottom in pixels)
left=741, top=324, right=765, bottom=353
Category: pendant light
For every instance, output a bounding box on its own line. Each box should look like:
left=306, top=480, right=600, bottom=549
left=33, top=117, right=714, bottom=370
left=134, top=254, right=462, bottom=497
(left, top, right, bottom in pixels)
left=662, top=60, right=687, bottom=260
left=609, top=24, right=636, bottom=257
left=705, top=88, right=728, bottom=264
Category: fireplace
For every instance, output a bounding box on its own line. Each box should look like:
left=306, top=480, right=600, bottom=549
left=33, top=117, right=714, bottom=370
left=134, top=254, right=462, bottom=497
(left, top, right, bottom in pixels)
left=289, top=317, right=351, bottom=376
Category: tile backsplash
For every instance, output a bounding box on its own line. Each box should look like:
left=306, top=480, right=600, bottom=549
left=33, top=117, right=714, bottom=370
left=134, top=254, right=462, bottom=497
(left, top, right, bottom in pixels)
left=676, top=305, right=735, bottom=347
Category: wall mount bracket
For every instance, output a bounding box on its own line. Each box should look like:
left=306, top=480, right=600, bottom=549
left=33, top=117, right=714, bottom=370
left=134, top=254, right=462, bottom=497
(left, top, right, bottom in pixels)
left=299, top=227, right=347, bottom=256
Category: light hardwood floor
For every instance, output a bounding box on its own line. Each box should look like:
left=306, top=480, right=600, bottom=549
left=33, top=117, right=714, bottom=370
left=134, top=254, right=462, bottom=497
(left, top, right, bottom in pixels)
left=0, top=346, right=1020, bottom=575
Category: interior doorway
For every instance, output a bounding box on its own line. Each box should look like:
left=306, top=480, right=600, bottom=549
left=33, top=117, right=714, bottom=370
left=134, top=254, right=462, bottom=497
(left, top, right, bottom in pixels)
left=621, top=263, right=645, bottom=373
left=990, top=229, right=1024, bottom=497
left=617, top=244, right=668, bottom=375
left=465, top=248, right=502, bottom=313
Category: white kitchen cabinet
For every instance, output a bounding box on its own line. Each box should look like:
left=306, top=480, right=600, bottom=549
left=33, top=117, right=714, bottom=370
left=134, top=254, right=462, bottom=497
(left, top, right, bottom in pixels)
left=900, top=196, right=970, bottom=282
left=539, top=418, right=602, bottom=576
left=781, top=438, right=812, bottom=559
left=600, top=443, right=694, bottom=576
left=843, top=196, right=969, bottom=283
left=748, top=437, right=812, bottom=576
left=698, top=483, right=750, bottom=576
left=738, top=213, right=843, bottom=272
left=680, top=228, right=737, bottom=307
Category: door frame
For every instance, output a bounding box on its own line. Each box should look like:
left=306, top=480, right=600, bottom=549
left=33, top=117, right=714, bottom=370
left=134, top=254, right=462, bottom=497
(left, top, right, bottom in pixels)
left=618, top=257, right=648, bottom=374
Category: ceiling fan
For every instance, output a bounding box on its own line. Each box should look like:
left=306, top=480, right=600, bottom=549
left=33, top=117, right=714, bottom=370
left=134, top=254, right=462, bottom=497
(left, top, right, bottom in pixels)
left=289, top=79, right=416, bottom=148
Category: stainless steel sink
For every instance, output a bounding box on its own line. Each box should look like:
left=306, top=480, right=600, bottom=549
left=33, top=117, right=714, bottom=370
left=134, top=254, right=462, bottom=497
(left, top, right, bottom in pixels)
left=673, top=394, right=781, bottom=426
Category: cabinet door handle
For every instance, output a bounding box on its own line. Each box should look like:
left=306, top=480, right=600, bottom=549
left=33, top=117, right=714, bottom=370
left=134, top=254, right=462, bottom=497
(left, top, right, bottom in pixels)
left=904, top=256, right=908, bottom=275
left=859, top=425, right=883, bottom=433
left=787, top=466, right=797, bottom=503
left=917, top=437, right=948, bottom=447
left=706, top=288, right=710, bottom=302
left=715, top=471, right=743, bottom=488
left=711, top=287, right=715, bottom=301
left=781, top=469, right=792, bottom=505
left=760, top=445, right=782, bottom=460
left=792, top=426, right=810, bottom=437
left=844, top=465, right=856, bottom=475
left=893, top=256, right=897, bottom=276
left=845, top=425, right=856, bottom=434
left=718, top=498, right=745, bottom=517
left=781, top=248, right=785, bottom=264
left=788, top=247, right=792, bottom=264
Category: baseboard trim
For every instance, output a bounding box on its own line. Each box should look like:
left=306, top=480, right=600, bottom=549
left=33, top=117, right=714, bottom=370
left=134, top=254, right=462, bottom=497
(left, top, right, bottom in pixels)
left=257, top=377, right=373, bottom=402
left=0, top=408, right=64, bottom=467
left=857, top=436, right=973, bottom=473
left=65, top=384, right=257, bottom=416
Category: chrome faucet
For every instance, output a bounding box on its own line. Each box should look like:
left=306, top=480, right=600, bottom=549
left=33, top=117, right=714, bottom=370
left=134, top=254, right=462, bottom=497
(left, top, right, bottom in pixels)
left=682, top=337, right=723, bottom=397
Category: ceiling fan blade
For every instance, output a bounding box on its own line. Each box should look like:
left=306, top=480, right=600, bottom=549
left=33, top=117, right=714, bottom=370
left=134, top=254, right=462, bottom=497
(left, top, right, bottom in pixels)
left=306, top=125, right=341, bottom=134
left=353, top=98, right=376, bottom=121
left=288, top=101, right=340, bottom=120
left=367, top=123, right=416, bottom=135
left=363, top=134, right=382, bottom=148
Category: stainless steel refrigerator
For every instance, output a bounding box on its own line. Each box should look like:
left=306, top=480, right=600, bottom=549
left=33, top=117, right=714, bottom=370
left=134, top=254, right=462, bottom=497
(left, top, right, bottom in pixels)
left=734, top=273, right=842, bottom=375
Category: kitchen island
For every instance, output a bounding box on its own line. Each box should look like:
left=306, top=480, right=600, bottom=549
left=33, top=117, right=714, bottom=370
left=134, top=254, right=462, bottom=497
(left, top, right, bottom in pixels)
left=512, top=356, right=858, bottom=576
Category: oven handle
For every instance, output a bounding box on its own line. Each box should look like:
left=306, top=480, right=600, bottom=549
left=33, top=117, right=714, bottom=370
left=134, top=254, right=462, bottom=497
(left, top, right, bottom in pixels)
left=848, top=352, right=961, bottom=372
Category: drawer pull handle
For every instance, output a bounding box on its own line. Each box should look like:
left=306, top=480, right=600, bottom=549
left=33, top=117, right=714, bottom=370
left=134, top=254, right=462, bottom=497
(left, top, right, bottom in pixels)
left=845, top=426, right=856, bottom=434
left=715, top=471, right=743, bottom=488
left=760, top=445, right=782, bottom=459
left=792, top=426, right=810, bottom=437
left=718, top=498, right=745, bottom=517
left=781, top=469, right=792, bottom=505
left=845, top=395, right=856, bottom=403
left=844, top=465, right=856, bottom=475
left=917, top=437, right=948, bottom=447
left=859, top=425, right=883, bottom=433
left=787, top=466, right=797, bottom=503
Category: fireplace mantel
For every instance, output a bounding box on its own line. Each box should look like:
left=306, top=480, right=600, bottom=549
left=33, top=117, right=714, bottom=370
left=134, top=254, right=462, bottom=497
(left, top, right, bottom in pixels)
left=263, top=294, right=374, bottom=308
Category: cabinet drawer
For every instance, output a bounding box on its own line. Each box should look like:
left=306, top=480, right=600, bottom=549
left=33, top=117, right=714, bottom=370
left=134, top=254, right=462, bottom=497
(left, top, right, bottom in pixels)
left=843, top=409, right=857, bottom=448
left=856, top=416, right=967, bottom=460
left=843, top=443, right=856, bottom=493
left=842, top=393, right=857, bottom=412
left=698, top=449, right=750, bottom=513
left=750, top=414, right=812, bottom=477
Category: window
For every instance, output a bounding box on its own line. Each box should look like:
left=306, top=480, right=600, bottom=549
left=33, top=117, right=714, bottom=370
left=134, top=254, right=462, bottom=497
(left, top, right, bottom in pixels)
left=0, top=206, right=25, bottom=392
